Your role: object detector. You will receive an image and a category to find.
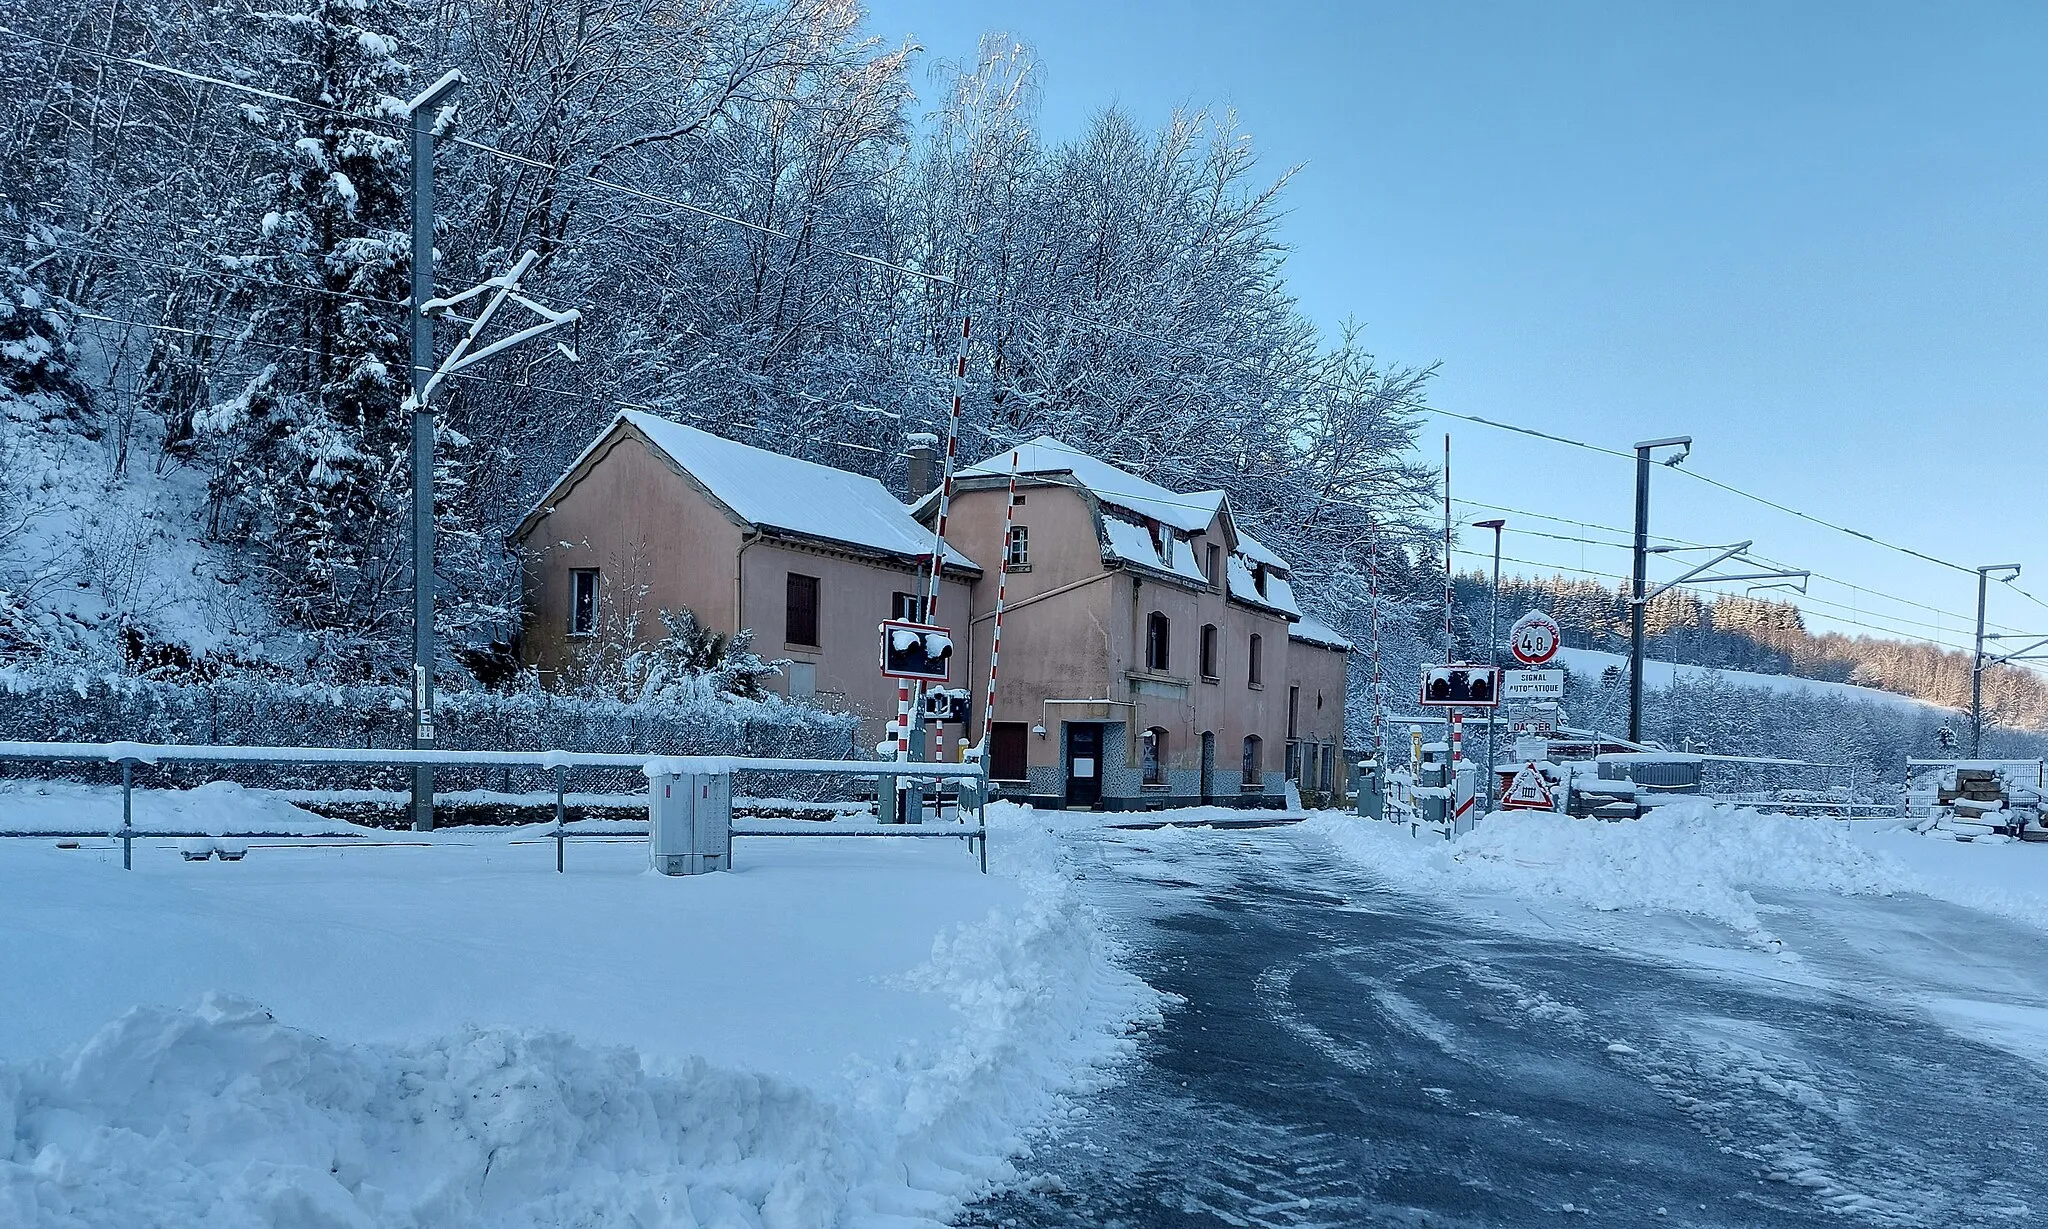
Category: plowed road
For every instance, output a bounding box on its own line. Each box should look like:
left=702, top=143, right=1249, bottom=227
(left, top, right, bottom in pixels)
left=962, top=826, right=2048, bottom=1228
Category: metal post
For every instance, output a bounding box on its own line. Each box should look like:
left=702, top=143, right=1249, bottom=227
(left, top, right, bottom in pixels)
left=1970, top=564, right=2025, bottom=758
left=120, top=758, right=133, bottom=870
left=905, top=713, right=926, bottom=825
left=1475, top=518, right=1505, bottom=809
left=1626, top=436, right=1691, bottom=745
left=1972, top=567, right=1989, bottom=759
left=553, top=765, right=566, bottom=873
left=407, top=72, right=462, bottom=833
left=1629, top=445, right=1651, bottom=745
left=1442, top=435, right=1454, bottom=661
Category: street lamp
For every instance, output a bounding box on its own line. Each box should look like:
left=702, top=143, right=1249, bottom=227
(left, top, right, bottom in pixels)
left=1472, top=518, right=1506, bottom=808
left=1972, top=563, right=2022, bottom=757
left=1629, top=435, right=1691, bottom=744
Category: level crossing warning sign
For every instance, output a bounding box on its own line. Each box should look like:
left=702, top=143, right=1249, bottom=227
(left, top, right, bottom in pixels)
left=1501, top=763, right=1556, bottom=811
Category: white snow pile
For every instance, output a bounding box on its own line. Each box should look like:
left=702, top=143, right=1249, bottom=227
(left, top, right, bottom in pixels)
left=0, top=781, right=355, bottom=836
left=0, top=804, right=1160, bottom=1228
left=1305, top=800, right=1914, bottom=941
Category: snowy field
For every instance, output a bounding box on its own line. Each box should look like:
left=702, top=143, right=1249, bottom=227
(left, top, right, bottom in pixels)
left=1554, top=645, right=1953, bottom=717
left=0, top=797, right=1160, bottom=1227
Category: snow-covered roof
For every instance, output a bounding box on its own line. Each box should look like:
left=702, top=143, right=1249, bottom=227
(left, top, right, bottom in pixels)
left=1288, top=614, right=1352, bottom=651
left=1235, top=531, right=1287, bottom=570
left=958, top=438, right=1222, bottom=534
left=528, top=412, right=976, bottom=569
left=1227, top=556, right=1301, bottom=617
left=1101, top=514, right=1210, bottom=584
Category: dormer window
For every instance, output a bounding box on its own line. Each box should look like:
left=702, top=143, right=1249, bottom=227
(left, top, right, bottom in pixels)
left=1252, top=565, right=1268, bottom=597
left=1206, top=543, right=1222, bottom=587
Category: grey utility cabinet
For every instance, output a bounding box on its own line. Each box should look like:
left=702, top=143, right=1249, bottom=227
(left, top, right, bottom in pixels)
left=649, top=770, right=733, bottom=875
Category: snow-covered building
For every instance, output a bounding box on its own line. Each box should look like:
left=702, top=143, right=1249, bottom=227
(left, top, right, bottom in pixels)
left=514, top=420, right=1345, bottom=808
left=511, top=412, right=979, bottom=736
left=928, top=438, right=1347, bottom=809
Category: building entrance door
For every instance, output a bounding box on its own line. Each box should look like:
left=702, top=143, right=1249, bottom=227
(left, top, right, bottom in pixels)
left=1065, top=723, right=1103, bottom=808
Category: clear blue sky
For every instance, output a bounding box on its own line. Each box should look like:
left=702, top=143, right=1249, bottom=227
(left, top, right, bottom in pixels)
left=862, top=0, right=2048, bottom=656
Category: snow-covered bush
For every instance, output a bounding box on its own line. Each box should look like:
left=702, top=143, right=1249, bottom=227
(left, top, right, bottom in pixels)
left=0, top=669, right=857, bottom=793
left=0, top=260, right=81, bottom=403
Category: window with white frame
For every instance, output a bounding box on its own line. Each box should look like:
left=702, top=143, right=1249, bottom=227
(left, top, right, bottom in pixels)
left=1006, top=525, right=1030, bottom=569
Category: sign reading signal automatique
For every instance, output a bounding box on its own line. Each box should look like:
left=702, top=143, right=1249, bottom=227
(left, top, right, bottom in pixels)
left=1500, top=669, right=1564, bottom=703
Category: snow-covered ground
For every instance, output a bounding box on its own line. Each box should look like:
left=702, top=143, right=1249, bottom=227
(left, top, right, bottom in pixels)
left=1555, top=644, right=1954, bottom=717
left=1303, top=804, right=2048, bottom=1070
left=0, top=797, right=1160, bottom=1227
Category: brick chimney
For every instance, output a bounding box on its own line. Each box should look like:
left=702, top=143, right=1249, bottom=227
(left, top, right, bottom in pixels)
left=906, top=432, right=940, bottom=503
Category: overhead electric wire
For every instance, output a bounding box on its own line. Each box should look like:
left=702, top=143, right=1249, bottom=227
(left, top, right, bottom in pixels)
left=20, top=24, right=2036, bottom=641
left=1454, top=496, right=2031, bottom=637
left=2, top=27, right=955, bottom=288
left=1453, top=547, right=2048, bottom=676
left=446, top=134, right=954, bottom=285
left=2, top=232, right=405, bottom=308
left=1448, top=547, right=1982, bottom=656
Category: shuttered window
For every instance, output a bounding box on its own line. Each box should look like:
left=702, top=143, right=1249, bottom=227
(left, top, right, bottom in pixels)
left=786, top=573, right=820, bottom=647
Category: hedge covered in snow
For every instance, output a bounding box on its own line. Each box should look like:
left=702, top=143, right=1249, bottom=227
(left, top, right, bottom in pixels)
left=0, top=669, right=857, bottom=793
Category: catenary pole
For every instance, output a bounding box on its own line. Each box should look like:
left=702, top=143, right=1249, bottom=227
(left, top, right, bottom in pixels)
left=1972, top=564, right=2023, bottom=756
left=1629, top=446, right=1651, bottom=746
left=1474, top=518, right=1505, bottom=809
left=407, top=70, right=462, bottom=832
left=1628, top=436, right=1691, bottom=745
left=1367, top=514, right=1385, bottom=769
left=1442, top=435, right=1454, bottom=663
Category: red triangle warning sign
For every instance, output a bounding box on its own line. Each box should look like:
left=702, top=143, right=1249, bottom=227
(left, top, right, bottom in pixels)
left=1502, top=763, right=1555, bottom=811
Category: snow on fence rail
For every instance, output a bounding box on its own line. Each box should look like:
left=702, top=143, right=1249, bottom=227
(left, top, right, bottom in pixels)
left=0, top=740, right=983, bottom=777
left=0, top=741, right=989, bottom=872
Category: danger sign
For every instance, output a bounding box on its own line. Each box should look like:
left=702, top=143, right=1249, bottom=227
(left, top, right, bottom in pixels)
left=1508, top=610, right=1561, bottom=667
left=1501, top=763, right=1556, bottom=811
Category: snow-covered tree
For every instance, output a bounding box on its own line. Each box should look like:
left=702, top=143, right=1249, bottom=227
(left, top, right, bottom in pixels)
left=197, top=0, right=416, bottom=651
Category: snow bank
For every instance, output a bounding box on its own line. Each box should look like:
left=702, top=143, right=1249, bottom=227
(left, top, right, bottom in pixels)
left=0, top=780, right=354, bottom=836
left=1305, top=801, right=1914, bottom=941
left=0, top=800, right=1159, bottom=1227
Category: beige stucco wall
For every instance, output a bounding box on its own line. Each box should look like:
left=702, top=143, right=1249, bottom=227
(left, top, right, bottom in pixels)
left=517, top=432, right=1347, bottom=795
left=517, top=424, right=975, bottom=748
left=945, top=479, right=1321, bottom=796
left=518, top=428, right=747, bottom=683
left=1286, top=640, right=1350, bottom=748
left=738, top=539, right=973, bottom=743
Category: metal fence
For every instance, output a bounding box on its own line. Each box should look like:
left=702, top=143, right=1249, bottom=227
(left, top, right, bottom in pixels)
left=0, top=674, right=859, bottom=797
left=0, top=740, right=990, bottom=871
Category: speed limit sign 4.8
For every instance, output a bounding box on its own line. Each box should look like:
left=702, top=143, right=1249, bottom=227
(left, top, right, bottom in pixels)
left=1508, top=610, right=1561, bottom=667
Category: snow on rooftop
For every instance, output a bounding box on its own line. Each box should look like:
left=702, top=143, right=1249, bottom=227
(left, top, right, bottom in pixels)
left=1289, top=614, right=1352, bottom=650
left=620, top=411, right=977, bottom=568
left=960, top=437, right=1221, bottom=534
left=1235, top=531, right=1286, bottom=570
left=1101, top=514, right=1210, bottom=584
left=1227, top=555, right=1302, bottom=617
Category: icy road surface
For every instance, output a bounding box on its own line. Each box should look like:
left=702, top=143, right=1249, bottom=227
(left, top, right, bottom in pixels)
left=963, top=825, right=2048, bottom=1228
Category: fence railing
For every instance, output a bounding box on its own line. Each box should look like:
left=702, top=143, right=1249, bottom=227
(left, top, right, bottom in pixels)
left=0, top=740, right=989, bottom=871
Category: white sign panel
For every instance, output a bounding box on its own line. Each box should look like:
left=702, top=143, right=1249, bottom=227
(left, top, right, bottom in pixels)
left=1501, top=669, right=1564, bottom=703
left=1508, top=610, right=1562, bottom=666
